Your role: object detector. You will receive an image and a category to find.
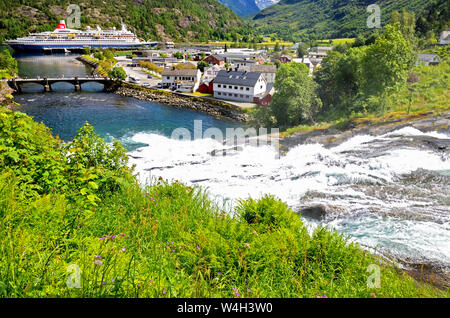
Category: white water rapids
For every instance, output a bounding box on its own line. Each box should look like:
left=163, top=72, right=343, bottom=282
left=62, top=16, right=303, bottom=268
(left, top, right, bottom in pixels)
left=127, top=126, right=450, bottom=268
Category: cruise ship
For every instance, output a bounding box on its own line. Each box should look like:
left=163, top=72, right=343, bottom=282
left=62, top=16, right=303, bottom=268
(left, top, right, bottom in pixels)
left=6, top=20, right=151, bottom=51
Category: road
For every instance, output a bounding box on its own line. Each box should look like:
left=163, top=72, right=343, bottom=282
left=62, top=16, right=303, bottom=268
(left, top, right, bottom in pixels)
left=115, top=56, right=161, bottom=88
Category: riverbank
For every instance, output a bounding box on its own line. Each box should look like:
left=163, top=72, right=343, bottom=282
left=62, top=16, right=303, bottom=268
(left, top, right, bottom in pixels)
left=280, top=110, right=450, bottom=152
left=0, top=81, right=15, bottom=109
left=114, top=83, right=249, bottom=123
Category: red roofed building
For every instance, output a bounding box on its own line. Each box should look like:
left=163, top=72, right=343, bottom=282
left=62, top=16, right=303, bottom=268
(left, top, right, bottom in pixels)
left=203, top=55, right=225, bottom=66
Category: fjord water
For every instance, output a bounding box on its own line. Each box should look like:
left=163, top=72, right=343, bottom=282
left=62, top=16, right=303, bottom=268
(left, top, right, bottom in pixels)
left=14, top=53, right=241, bottom=150
left=14, top=54, right=450, bottom=273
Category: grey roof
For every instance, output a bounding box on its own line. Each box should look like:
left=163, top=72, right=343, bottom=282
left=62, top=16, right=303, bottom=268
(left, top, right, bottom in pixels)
left=214, top=70, right=263, bottom=87
left=162, top=68, right=199, bottom=76
left=250, top=64, right=276, bottom=73
left=418, top=53, right=440, bottom=61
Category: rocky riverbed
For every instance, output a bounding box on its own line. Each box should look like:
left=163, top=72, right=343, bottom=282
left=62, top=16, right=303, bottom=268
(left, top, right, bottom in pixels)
left=114, top=85, right=249, bottom=123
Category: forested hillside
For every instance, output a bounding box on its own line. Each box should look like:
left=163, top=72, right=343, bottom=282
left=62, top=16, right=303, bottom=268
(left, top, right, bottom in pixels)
left=250, top=0, right=444, bottom=41
left=0, top=0, right=252, bottom=42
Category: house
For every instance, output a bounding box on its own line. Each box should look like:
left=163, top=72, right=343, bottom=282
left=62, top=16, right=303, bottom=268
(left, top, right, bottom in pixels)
left=164, top=41, right=175, bottom=49
left=254, top=91, right=273, bottom=107
left=417, top=53, right=441, bottom=66
left=292, top=57, right=314, bottom=74
left=250, top=64, right=277, bottom=83
left=203, top=54, right=225, bottom=66
left=213, top=70, right=267, bottom=103
left=278, top=55, right=292, bottom=64
left=307, top=46, right=333, bottom=64
left=203, top=64, right=223, bottom=83
left=439, top=28, right=450, bottom=45
left=161, top=67, right=201, bottom=92
left=197, top=80, right=214, bottom=94
left=230, top=58, right=258, bottom=69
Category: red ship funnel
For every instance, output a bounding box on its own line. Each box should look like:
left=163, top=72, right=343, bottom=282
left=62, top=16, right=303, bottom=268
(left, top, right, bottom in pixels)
left=56, top=20, right=66, bottom=29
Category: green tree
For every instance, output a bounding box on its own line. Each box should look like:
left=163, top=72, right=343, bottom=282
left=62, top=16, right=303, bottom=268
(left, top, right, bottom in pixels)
left=296, top=43, right=308, bottom=58
left=109, top=67, right=127, bottom=80
left=197, top=61, right=209, bottom=72
left=274, top=42, right=280, bottom=52
left=270, top=62, right=321, bottom=127
left=362, top=23, right=416, bottom=112
left=174, top=52, right=184, bottom=59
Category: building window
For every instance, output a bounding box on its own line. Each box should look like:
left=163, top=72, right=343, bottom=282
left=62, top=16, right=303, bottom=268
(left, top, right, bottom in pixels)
left=229, top=85, right=232, bottom=89
left=218, top=92, right=221, bottom=95
left=246, top=87, right=249, bottom=91
left=234, top=86, right=238, bottom=89
left=218, top=84, right=221, bottom=88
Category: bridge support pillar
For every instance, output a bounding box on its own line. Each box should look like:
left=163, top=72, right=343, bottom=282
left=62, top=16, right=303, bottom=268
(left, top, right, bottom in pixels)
left=74, top=84, right=81, bottom=91
left=44, top=85, right=52, bottom=92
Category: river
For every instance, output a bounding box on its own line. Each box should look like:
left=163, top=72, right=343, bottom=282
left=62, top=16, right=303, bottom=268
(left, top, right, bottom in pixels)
left=13, top=53, right=450, bottom=284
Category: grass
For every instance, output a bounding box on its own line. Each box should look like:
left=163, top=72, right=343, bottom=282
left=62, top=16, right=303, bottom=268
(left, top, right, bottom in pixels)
left=186, top=92, right=213, bottom=97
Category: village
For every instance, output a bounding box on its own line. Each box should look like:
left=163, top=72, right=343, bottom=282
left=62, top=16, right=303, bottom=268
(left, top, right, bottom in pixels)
left=114, top=27, right=448, bottom=109
left=112, top=42, right=327, bottom=109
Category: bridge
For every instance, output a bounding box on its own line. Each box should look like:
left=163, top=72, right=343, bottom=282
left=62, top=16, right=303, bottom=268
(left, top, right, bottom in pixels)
left=7, top=77, right=116, bottom=92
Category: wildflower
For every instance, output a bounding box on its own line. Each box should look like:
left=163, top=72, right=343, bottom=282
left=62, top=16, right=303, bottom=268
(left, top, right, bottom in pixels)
left=244, top=243, right=250, bottom=248
left=102, top=281, right=106, bottom=285
left=196, top=245, right=200, bottom=250
left=163, top=290, right=167, bottom=295
left=370, top=293, right=377, bottom=298
left=248, top=289, right=252, bottom=293
left=121, top=248, right=126, bottom=252
left=94, top=255, right=103, bottom=259
left=94, top=260, right=103, bottom=266
left=251, top=231, right=258, bottom=236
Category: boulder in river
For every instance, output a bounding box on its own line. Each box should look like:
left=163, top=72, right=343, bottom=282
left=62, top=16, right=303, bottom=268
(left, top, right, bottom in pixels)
left=300, top=205, right=328, bottom=220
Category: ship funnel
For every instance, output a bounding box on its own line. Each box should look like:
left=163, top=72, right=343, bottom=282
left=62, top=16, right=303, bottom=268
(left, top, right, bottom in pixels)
left=56, top=20, right=66, bottom=29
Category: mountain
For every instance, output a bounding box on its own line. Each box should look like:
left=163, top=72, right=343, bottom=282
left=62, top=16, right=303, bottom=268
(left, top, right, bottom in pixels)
left=250, top=0, right=434, bottom=41
left=254, top=0, right=281, bottom=10
left=217, top=0, right=260, bottom=16
left=0, top=0, right=251, bottom=43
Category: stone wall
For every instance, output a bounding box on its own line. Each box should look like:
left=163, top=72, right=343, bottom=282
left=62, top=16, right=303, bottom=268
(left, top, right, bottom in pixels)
left=115, top=84, right=249, bottom=122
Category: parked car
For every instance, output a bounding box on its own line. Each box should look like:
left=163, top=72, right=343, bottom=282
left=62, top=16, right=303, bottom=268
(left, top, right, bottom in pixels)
left=147, top=75, right=153, bottom=79
left=142, top=83, right=151, bottom=88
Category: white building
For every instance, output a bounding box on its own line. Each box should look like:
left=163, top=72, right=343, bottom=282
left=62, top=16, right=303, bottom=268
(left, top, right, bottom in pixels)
left=203, top=64, right=223, bottom=83
left=161, top=67, right=201, bottom=92
left=250, top=64, right=277, bottom=83
left=440, top=28, right=450, bottom=45
left=416, top=53, right=441, bottom=66
left=213, top=70, right=267, bottom=103
left=230, top=58, right=259, bottom=69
